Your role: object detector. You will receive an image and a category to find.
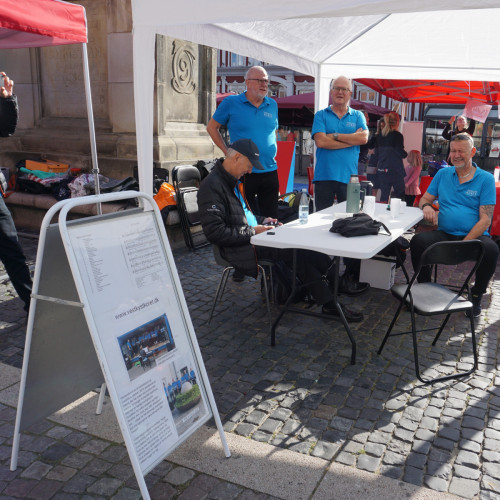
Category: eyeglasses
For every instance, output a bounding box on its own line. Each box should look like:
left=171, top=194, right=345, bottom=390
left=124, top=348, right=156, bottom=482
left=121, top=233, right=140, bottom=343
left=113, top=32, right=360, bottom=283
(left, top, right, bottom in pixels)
left=247, top=79, right=270, bottom=85
left=332, top=86, right=351, bottom=93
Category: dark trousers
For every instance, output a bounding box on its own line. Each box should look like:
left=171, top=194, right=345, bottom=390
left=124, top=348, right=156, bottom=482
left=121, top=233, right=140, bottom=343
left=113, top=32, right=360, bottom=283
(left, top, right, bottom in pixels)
left=257, top=247, right=336, bottom=306
left=244, top=170, right=279, bottom=219
left=314, top=180, right=347, bottom=211
left=410, top=230, right=499, bottom=296
left=378, top=171, right=405, bottom=203
left=405, top=194, right=416, bottom=208
left=0, top=197, right=32, bottom=308
left=313, top=180, right=360, bottom=280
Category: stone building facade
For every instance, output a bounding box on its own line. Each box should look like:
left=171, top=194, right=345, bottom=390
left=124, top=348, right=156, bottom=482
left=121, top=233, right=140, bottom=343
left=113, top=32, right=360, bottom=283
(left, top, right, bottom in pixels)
left=0, top=0, right=218, bottom=185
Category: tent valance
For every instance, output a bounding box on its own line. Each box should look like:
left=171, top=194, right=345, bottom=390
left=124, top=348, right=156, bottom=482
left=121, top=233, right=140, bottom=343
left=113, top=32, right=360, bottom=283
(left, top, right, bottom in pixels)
left=356, top=79, right=500, bottom=105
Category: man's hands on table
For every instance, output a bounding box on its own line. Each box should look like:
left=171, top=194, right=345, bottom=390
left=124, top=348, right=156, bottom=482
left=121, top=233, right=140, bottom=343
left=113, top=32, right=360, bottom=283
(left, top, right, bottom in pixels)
left=255, top=218, right=282, bottom=234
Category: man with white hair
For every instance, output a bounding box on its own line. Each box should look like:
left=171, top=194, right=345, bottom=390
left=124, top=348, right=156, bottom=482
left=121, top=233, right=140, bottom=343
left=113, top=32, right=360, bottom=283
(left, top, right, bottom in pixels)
left=312, top=76, right=369, bottom=295
left=312, top=76, right=368, bottom=210
left=207, top=65, right=279, bottom=220
left=411, top=133, right=498, bottom=317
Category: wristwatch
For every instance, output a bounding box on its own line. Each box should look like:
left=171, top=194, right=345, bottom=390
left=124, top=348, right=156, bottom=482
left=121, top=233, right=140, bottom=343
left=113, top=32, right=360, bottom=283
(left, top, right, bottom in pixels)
left=333, top=132, right=339, bottom=140
left=421, top=203, right=433, bottom=210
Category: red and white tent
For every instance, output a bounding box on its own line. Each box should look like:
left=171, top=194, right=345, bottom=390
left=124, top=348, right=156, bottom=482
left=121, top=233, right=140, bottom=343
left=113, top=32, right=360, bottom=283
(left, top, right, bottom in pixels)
left=0, top=0, right=100, bottom=192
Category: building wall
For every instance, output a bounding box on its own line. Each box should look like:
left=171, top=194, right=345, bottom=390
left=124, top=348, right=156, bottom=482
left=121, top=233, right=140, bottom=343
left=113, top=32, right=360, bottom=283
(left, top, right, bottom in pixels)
left=0, top=0, right=218, bottom=183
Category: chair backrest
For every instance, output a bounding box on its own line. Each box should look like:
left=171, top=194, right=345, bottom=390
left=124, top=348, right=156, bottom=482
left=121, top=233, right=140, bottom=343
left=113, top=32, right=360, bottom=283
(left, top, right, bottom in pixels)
left=212, top=244, right=231, bottom=268
left=307, top=166, right=314, bottom=197
left=413, top=175, right=433, bottom=207
left=172, top=165, right=201, bottom=190
left=414, top=240, right=485, bottom=294
left=172, top=165, right=208, bottom=250
left=419, top=240, right=485, bottom=268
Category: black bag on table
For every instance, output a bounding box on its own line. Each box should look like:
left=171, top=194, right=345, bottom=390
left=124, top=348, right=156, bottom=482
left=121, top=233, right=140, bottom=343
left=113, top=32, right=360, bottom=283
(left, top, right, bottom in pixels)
left=329, top=213, right=391, bottom=237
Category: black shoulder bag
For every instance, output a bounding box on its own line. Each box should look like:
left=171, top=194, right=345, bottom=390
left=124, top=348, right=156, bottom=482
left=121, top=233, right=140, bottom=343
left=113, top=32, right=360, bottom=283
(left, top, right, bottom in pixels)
left=329, top=213, right=391, bottom=237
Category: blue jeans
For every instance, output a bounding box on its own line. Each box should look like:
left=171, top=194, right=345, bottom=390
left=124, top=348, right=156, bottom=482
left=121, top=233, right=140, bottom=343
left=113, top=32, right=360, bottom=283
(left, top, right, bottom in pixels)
left=0, top=197, right=32, bottom=309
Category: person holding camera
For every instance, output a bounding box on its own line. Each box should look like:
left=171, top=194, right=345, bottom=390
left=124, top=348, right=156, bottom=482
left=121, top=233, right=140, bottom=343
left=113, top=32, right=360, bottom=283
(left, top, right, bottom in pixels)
left=0, top=72, right=33, bottom=312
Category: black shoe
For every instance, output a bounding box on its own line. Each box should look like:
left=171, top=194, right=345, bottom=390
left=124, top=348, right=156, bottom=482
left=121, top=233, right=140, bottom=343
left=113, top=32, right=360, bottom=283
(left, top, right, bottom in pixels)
left=466, top=294, right=482, bottom=318
left=338, top=275, right=370, bottom=296
left=232, top=270, right=245, bottom=282
left=322, top=302, right=363, bottom=322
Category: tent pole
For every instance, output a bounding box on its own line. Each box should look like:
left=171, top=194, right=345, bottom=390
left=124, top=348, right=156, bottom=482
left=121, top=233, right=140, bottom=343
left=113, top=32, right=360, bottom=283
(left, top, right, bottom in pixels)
left=81, top=43, right=102, bottom=214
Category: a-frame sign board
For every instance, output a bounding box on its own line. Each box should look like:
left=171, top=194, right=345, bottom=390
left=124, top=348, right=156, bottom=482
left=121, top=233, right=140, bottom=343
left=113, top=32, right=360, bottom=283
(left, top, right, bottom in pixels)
left=10, top=192, right=230, bottom=500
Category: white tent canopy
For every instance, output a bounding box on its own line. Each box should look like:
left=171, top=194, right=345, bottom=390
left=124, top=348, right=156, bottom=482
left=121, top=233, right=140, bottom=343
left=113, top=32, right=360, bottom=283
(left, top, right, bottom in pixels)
left=131, top=1, right=500, bottom=194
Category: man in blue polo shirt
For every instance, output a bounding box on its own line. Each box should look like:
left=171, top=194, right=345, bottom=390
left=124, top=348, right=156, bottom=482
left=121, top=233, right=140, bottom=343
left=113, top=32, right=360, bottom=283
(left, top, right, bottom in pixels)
left=411, top=133, right=498, bottom=317
left=207, top=66, right=279, bottom=219
left=312, top=76, right=369, bottom=295
left=312, top=76, right=368, bottom=210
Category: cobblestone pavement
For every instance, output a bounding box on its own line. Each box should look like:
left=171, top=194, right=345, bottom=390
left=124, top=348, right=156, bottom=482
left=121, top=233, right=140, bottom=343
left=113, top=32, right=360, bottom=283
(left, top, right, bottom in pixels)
left=1, top=227, right=500, bottom=499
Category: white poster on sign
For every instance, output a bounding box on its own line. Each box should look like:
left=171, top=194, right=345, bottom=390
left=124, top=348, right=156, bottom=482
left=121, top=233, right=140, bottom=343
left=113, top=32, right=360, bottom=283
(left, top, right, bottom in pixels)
left=67, top=211, right=209, bottom=473
left=463, top=98, right=492, bottom=123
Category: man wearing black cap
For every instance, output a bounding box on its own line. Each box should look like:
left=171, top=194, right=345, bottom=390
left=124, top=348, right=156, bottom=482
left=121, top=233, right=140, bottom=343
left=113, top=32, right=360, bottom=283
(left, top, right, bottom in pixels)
left=197, top=139, right=363, bottom=322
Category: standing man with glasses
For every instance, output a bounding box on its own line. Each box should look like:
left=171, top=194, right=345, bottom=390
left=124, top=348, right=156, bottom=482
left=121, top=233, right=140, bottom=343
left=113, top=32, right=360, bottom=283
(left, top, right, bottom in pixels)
left=207, top=66, right=279, bottom=220
left=312, top=76, right=370, bottom=295
left=312, top=76, right=369, bottom=210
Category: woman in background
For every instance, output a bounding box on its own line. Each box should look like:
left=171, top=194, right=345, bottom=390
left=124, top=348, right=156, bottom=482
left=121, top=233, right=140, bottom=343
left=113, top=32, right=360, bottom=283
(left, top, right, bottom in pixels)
left=404, top=150, right=422, bottom=207
left=368, top=111, right=407, bottom=202
left=365, top=118, right=384, bottom=200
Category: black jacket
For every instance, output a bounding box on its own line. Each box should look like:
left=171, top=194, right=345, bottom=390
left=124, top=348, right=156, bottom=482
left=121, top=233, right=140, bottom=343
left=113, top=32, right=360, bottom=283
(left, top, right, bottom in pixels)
left=368, top=130, right=407, bottom=176
left=0, top=95, right=18, bottom=137
left=442, top=119, right=476, bottom=141
left=197, top=159, right=264, bottom=278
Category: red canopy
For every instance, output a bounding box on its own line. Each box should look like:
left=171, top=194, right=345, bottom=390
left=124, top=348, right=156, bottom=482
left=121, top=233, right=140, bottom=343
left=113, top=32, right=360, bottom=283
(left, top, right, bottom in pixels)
left=356, top=79, right=500, bottom=105
left=0, top=0, right=87, bottom=49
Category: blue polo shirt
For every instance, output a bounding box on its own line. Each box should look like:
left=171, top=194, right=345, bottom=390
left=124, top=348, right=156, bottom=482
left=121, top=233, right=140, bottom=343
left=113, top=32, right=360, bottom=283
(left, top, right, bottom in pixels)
left=427, top=166, right=496, bottom=236
left=312, top=106, right=367, bottom=184
left=213, top=92, right=278, bottom=174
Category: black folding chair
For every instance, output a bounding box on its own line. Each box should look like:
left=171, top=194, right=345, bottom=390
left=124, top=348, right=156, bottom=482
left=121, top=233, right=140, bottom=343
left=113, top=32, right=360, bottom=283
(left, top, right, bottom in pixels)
left=377, top=240, right=485, bottom=384
left=208, top=245, right=274, bottom=329
left=171, top=165, right=209, bottom=250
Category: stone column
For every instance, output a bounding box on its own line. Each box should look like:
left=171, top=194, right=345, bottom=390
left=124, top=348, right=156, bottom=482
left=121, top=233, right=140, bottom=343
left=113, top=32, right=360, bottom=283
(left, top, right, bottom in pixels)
left=155, top=35, right=218, bottom=172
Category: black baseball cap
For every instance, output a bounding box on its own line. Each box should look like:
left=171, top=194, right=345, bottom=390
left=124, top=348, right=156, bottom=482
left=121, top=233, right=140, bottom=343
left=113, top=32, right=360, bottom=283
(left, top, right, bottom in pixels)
left=229, top=139, right=264, bottom=170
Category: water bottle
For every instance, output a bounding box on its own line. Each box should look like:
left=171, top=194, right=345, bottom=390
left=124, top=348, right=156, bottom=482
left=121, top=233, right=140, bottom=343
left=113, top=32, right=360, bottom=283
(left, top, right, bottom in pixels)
left=346, top=174, right=361, bottom=214
left=298, top=188, right=309, bottom=224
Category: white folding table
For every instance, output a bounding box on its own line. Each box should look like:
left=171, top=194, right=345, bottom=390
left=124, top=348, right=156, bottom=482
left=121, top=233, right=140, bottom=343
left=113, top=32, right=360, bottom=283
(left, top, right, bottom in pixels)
left=251, top=202, right=423, bottom=363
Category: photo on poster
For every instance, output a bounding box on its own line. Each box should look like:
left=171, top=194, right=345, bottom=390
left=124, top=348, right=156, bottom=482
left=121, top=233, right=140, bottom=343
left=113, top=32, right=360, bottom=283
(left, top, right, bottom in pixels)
left=117, top=313, right=176, bottom=382
left=161, top=357, right=207, bottom=437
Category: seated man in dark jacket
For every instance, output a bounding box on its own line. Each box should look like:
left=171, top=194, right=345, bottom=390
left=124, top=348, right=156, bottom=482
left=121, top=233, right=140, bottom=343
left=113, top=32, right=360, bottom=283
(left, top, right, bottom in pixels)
left=197, top=138, right=363, bottom=322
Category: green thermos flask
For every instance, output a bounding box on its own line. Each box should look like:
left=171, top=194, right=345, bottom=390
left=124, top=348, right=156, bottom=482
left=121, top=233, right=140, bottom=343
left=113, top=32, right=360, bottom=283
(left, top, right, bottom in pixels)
left=346, top=174, right=360, bottom=213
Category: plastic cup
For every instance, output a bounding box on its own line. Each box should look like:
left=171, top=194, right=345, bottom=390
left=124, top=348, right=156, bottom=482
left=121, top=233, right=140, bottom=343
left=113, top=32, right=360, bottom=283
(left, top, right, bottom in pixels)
left=363, top=196, right=376, bottom=218
left=390, top=198, right=401, bottom=219
left=400, top=201, right=407, bottom=212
